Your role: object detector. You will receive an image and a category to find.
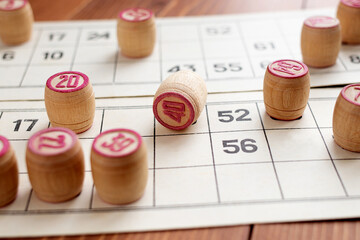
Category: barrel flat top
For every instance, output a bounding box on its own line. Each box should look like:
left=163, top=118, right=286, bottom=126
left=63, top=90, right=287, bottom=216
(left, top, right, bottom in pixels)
left=0, top=0, right=27, bottom=11
left=341, top=0, right=360, bottom=8
left=118, top=8, right=153, bottom=22
left=0, top=135, right=9, bottom=157
left=46, top=71, right=89, bottom=93
left=304, top=16, right=339, bottom=28
left=153, top=92, right=195, bottom=130
left=268, top=59, right=308, bottom=79
left=92, top=128, right=142, bottom=158
left=28, top=127, right=77, bottom=156
left=341, top=84, right=360, bottom=106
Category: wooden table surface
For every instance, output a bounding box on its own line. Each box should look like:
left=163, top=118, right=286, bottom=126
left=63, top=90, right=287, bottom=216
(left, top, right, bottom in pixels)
left=12, top=0, right=360, bottom=239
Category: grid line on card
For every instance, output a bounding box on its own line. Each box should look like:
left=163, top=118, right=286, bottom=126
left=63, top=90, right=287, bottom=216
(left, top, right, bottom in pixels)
left=89, top=185, right=95, bottom=210
left=69, top=27, right=83, bottom=71
left=205, top=105, right=221, bottom=203
left=153, top=116, right=156, bottom=207
left=307, top=102, right=349, bottom=197
left=236, top=23, right=256, bottom=78
left=255, top=102, right=284, bottom=199
left=24, top=190, right=33, bottom=211
left=112, top=48, right=119, bottom=83
left=18, top=29, right=43, bottom=87
left=197, top=25, right=209, bottom=80
left=99, top=109, right=105, bottom=133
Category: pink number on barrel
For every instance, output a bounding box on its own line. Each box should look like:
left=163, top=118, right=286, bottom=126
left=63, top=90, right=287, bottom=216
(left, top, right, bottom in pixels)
left=127, top=9, right=148, bottom=21
left=355, top=87, right=360, bottom=101
left=38, top=135, right=66, bottom=149
left=5, top=0, right=14, bottom=9
left=101, top=133, right=135, bottom=152
left=273, top=61, right=302, bottom=75
left=162, top=100, right=186, bottom=123
left=55, top=75, right=80, bottom=88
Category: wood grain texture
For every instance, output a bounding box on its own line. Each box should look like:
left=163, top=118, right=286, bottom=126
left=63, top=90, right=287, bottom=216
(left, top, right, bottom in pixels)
left=8, top=0, right=360, bottom=240
left=252, top=221, right=360, bottom=240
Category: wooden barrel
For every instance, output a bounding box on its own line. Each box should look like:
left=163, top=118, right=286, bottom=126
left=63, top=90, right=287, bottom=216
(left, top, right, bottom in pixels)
left=301, top=16, right=341, bottom=68
left=333, top=84, right=360, bottom=152
left=26, top=127, right=85, bottom=203
left=0, top=135, right=18, bottom=207
left=44, top=71, right=95, bottom=134
left=117, top=8, right=156, bottom=58
left=153, top=70, right=207, bottom=130
left=337, top=0, right=360, bottom=44
left=91, top=128, right=148, bottom=205
left=0, top=0, right=33, bottom=45
left=263, top=59, right=310, bottom=120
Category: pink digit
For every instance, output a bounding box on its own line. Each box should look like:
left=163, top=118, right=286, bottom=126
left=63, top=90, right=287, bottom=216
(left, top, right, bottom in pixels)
left=38, top=135, right=66, bottom=149
left=101, top=133, right=135, bottom=152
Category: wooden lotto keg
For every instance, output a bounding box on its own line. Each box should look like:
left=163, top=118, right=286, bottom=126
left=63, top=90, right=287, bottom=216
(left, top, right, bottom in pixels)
left=263, top=59, right=310, bottom=120
left=0, top=135, right=18, bottom=207
left=91, top=128, right=148, bottom=205
left=26, top=127, right=85, bottom=202
left=153, top=70, right=207, bottom=130
left=333, top=84, right=360, bottom=152
left=0, top=0, right=33, bottom=45
left=117, top=7, right=156, bottom=58
left=44, top=71, right=95, bottom=134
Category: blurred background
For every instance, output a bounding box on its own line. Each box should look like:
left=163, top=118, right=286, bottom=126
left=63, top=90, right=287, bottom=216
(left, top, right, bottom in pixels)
left=28, top=0, right=338, bottom=20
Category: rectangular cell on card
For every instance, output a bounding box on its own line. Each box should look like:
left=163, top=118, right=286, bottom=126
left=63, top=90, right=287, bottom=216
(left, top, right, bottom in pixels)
left=203, top=39, right=246, bottom=59
left=0, top=111, right=49, bottom=139
left=116, top=61, right=161, bottom=83
left=155, top=166, right=218, bottom=206
left=79, top=28, right=117, bottom=45
left=156, top=133, right=212, bottom=168
left=74, top=45, right=117, bottom=64
left=38, top=29, right=80, bottom=46
left=207, top=103, right=262, bottom=132
left=162, top=60, right=206, bottom=80
left=200, top=23, right=240, bottom=39
left=161, top=25, right=198, bottom=42
left=276, top=161, right=346, bottom=199
left=0, top=48, right=32, bottom=65
left=31, top=47, right=74, bottom=65
left=245, top=37, right=290, bottom=57
left=161, top=41, right=202, bottom=60
left=206, top=58, right=253, bottom=80
left=0, top=66, right=26, bottom=86
left=217, top=163, right=282, bottom=201
left=266, top=129, right=330, bottom=161
left=212, top=131, right=271, bottom=165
